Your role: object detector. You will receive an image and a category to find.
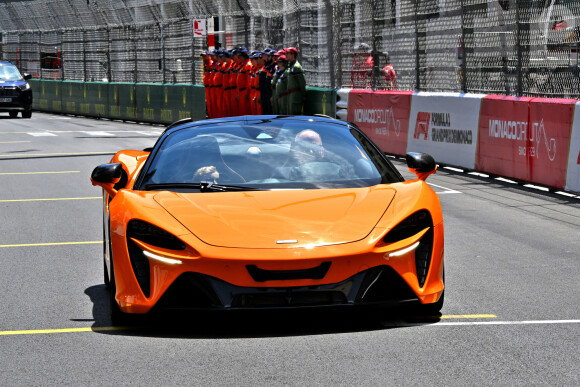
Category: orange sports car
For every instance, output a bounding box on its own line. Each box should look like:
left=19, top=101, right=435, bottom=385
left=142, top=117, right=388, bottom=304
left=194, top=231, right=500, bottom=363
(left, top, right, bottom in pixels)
left=91, top=115, right=444, bottom=322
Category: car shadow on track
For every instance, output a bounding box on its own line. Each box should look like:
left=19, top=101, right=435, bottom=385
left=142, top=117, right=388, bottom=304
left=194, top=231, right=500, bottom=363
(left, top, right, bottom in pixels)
left=84, top=285, right=442, bottom=338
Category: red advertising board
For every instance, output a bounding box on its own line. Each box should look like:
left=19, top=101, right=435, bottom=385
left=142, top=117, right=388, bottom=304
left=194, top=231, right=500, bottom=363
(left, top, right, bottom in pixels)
left=477, top=95, right=574, bottom=189
left=347, top=90, right=413, bottom=156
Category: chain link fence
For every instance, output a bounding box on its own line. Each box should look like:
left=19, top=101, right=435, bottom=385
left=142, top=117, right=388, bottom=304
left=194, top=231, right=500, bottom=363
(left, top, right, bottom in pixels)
left=2, top=0, right=580, bottom=97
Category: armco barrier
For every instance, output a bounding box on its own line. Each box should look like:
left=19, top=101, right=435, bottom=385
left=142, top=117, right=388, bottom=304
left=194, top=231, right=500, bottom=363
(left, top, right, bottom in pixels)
left=335, top=88, right=351, bottom=121
left=346, top=89, right=580, bottom=193
left=407, top=92, right=485, bottom=170
left=31, top=81, right=207, bottom=123
left=304, top=87, right=336, bottom=117
left=477, top=96, right=575, bottom=190
left=31, top=81, right=326, bottom=124
left=566, top=103, right=580, bottom=193
left=347, top=90, right=413, bottom=156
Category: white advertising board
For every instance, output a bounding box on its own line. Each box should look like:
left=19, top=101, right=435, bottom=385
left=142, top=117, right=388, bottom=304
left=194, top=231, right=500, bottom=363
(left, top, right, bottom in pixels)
left=565, top=103, right=580, bottom=193
left=193, top=19, right=206, bottom=37
left=407, top=92, right=485, bottom=169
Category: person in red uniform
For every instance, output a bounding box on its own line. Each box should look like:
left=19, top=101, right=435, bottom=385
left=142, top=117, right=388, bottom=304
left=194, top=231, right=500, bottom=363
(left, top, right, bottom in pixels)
left=201, top=50, right=212, bottom=118
left=220, top=50, right=234, bottom=117
left=350, top=43, right=373, bottom=89
left=236, top=48, right=252, bottom=116
left=212, top=50, right=226, bottom=118
left=249, top=52, right=264, bottom=115
left=207, top=50, right=219, bottom=118
left=381, top=51, right=397, bottom=90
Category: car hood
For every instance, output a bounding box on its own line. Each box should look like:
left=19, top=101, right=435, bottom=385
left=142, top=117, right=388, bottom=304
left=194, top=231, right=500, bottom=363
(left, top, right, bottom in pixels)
left=153, top=187, right=396, bottom=248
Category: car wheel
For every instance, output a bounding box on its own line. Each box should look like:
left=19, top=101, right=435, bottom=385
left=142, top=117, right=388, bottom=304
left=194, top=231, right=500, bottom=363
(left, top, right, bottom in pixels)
left=22, top=110, right=32, bottom=119
left=8, top=111, right=18, bottom=118
left=108, top=227, right=133, bottom=325
left=103, top=221, right=110, bottom=288
left=108, top=253, right=127, bottom=325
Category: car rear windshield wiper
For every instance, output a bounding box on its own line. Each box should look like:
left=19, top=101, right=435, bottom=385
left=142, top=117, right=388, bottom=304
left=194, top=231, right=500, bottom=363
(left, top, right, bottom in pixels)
left=144, top=182, right=261, bottom=192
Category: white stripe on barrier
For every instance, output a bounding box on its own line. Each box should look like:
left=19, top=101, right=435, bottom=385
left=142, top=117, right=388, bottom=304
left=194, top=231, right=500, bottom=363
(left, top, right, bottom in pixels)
left=407, top=92, right=485, bottom=170
left=565, top=103, right=580, bottom=194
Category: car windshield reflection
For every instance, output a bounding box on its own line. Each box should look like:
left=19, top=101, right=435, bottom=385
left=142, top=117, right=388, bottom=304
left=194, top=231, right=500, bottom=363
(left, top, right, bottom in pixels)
left=139, top=120, right=401, bottom=191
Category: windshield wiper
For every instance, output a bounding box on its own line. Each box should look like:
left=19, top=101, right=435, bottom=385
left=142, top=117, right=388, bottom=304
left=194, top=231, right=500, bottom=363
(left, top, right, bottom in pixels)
left=144, top=182, right=260, bottom=192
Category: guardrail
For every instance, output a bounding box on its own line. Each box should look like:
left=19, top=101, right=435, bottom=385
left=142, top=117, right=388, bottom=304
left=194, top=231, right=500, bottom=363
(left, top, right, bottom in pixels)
left=29, top=80, right=336, bottom=125
left=29, top=79, right=580, bottom=194
left=343, top=90, right=580, bottom=194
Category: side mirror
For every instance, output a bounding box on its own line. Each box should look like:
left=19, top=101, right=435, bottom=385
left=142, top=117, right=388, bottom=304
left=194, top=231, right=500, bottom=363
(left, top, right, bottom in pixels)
left=406, top=152, right=437, bottom=181
left=23, top=73, right=32, bottom=80
left=91, top=163, right=123, bottom=197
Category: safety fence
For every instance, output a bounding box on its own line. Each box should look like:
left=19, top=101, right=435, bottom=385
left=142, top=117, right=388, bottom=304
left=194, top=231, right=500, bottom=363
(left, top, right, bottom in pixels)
left=344, top=89, right=580, bottom=194
left=3, top=1, right=580, bottom=98
left=28, top=80, right=335, bottom=124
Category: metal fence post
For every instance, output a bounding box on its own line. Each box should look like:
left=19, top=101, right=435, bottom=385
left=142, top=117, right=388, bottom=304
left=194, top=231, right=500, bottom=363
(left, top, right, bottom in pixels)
left=414, top=1, right=420, bottom=90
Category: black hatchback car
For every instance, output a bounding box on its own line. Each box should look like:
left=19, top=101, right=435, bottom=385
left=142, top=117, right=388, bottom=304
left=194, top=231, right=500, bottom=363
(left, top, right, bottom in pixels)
left=0, top=61, right=33, bottom=118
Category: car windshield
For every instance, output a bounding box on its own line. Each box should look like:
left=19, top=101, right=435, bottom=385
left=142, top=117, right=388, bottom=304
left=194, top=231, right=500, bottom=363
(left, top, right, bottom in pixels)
left=0, top=63, right=23, bottom=81
left=139, top=119, right=402, bottom=191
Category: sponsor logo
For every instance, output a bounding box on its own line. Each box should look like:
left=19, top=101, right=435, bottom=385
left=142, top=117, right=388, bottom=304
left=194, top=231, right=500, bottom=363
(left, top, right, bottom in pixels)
left=488, top=119, right=556, bottom=161
left=414, top=112, right=430, bottom=139
left=414, top=111, right=472, bottom=144
left=353, top=107, right=401, bottom=136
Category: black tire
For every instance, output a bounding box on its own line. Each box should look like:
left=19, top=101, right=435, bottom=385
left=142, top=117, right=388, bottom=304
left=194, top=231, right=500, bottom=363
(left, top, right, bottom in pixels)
left=103, top=220, right=110, bottom=288
left=108, top=253, right=129, bottom=325
left=8, top=111, right=18, bottom=118
left=22, top=109, right=32, bottom=119
left=107, top=225, right=133, bottom=325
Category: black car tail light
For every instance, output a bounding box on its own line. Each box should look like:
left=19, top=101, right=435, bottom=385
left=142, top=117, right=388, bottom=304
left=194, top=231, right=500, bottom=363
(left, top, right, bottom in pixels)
left=127, top=219, right=185, bottom=250
left=383, top=210, right=434, bottom=288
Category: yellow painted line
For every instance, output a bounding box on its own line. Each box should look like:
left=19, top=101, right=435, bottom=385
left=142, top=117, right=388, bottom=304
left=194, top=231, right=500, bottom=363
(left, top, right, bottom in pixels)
left=0, top=152, right=115, bottom=157
left=0, top=141, right=31, bottom=144
left=0, top=327, right=130, bottom=336
left=0, top=171, right=80, bottom=175
left=0, top=241, right=101, bottom=248
left=0, top=197, right=100, bottom=203
left=441, top=314, right=497, bottom=319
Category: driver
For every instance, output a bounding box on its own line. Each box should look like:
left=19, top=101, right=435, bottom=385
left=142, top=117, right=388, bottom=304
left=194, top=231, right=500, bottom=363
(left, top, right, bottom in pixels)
left=194, top=165, right=220, bottom=183
left=271, top=129, right=326, bottom=180
left=292, top=129, right=325, bottom=163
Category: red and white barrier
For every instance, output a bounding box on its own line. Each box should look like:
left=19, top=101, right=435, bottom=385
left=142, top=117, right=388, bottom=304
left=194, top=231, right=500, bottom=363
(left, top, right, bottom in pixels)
left=566, top=103, right=580, bottom=193
left=407, top=92, right=485, bottom=170
left=346, top=90, right=580, bottom=194
left=346, top=90, right=413, bottom=155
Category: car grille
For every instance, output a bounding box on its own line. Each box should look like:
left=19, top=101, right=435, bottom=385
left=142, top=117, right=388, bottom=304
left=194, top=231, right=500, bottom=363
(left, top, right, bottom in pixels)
left=0, top=86, right=19, bottom=97
left=152, top=266, right=418, bottom=311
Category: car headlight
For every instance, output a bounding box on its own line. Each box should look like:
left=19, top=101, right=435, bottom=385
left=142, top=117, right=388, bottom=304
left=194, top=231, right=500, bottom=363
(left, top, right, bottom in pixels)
left=127, top=219, right=185, bottom=250
left=18, top=83, right=31, bottom=91
left=383, top=210, right=434, bottom=288
left=383, top=210, right=432, bottom=244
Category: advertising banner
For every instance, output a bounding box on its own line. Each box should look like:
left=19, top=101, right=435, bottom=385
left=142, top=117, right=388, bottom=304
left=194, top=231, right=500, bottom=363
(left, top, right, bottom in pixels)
left=407, top=92, right=485, bottom=169
left=478, top=96, right=574, bottom=189
left=347, top=90, right=413, bottom=156
left=565, top=103, right=580, bottom=193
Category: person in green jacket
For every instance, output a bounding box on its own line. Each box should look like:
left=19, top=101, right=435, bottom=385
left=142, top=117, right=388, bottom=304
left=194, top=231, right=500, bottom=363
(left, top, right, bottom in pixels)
left=273, top=54, right=289, bottom=115
left=285, top=47, right=306, bottom=115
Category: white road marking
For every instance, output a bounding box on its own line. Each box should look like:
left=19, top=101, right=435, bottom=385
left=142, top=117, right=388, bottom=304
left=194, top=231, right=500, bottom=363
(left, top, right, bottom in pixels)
left=27, top=132, right=57, bottom=137
left=83, top=131, right=115, bottom=136
left=384, top=319, right=580, bottom=328
left=429, top=183, right=462, bottom=194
